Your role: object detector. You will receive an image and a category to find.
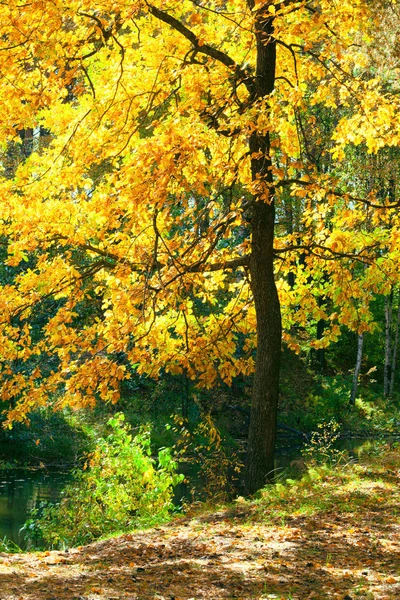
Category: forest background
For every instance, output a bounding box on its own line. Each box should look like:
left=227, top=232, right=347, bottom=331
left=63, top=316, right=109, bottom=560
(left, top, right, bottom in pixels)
left=0, top=0, right=399, bottom=548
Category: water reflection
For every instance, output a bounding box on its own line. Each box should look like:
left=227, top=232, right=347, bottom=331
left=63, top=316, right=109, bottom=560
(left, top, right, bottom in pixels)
left=275, top=436, right=387, bottom=469
left=0, top=470, right=71, bottom=549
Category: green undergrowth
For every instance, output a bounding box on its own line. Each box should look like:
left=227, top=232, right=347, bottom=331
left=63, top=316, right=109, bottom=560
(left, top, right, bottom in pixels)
left=23, top=413, right=183, bottom=549
left=280, top=371, right=400, bottom=435
left=0, top=536, right=23, bottom=553
left=246, top=443, right=400, bottom=525
left=19, top=438, right=399, bottom=554
left=0, top=408, right=92, bottom=468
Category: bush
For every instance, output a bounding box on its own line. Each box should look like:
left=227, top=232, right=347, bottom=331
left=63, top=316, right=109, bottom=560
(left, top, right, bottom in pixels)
left=24, top=413, right=183, bottom=548
left=302, top=419, right=346, bottom=468
left=173, top=414, right=243, bottom=503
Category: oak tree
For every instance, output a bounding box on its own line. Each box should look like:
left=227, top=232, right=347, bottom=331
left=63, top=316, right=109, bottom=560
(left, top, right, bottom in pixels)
left=0, top=1, right=398, bottom=492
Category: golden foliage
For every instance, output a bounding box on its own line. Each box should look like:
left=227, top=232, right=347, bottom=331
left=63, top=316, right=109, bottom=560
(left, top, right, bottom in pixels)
left=0, top=1, right=398, bottom=421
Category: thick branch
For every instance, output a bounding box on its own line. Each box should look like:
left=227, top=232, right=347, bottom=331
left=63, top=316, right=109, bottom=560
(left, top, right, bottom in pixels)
left=189, top=255, right=249, bottom=273
left=146, top=3, right=254, bottom=94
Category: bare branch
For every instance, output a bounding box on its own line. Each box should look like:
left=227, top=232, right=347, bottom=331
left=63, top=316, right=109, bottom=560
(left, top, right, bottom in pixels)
left=274, top=242, right=380, bottom=266
left=80, top=62, right=96, bottom=98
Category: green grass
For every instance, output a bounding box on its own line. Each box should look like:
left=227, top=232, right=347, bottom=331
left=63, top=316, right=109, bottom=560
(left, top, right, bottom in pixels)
left=241, top=444, right=400, bottom=525
left=0, top=536, right=22, bottom=553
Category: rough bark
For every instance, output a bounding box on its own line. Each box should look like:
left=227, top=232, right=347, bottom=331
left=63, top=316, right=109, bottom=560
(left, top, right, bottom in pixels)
left=244, top=5, right=282, bottom=495
left=245, top=197, right=281, bottom=493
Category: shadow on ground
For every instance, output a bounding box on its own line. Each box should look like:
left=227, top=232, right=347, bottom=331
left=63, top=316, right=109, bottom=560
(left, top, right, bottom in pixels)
left=0, top=474, right=399, bottom=599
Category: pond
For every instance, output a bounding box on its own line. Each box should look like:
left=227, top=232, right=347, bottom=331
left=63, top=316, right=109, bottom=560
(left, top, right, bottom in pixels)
left=0, top=470, right=72, bottom=550
left=275, top=435, right=388, bottom=470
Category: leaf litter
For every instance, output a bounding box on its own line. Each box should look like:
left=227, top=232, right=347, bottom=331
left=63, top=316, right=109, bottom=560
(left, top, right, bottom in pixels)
left=0, top=452, right=399, bottom=600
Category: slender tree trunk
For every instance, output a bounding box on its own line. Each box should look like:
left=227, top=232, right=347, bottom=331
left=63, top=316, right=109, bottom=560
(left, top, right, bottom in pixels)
left=244, top=5, right=282, bottom=494
left=316, top=296, right=326, bottom=372
left=384, top=291, right=393, bottom=397
left=350, top=333, right=364, bottom=405
left=389, top=301, right=400, bottom=397
left=283, top=194, right=296, bottom=289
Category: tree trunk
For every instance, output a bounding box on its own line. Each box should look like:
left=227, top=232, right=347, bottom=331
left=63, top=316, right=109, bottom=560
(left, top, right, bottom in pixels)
left=350, top=333, right=364, bottom=405
left=245, top=199, right=281, bottom=493
left=316, top=295, right=326, bottom=372
left=244, top=5, right=282, bottom=495
left=384, top=291, right=393, bottom=397
left=389, top=301, right=400, bottom=397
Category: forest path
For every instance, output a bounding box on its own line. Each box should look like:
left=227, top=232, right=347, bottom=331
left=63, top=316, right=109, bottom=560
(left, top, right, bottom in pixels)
left=0, top=455, right=399, bottom=600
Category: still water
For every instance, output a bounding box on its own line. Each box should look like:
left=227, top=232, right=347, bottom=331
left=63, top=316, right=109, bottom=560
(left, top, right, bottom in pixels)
left=0, top=470, right=72, bottom=549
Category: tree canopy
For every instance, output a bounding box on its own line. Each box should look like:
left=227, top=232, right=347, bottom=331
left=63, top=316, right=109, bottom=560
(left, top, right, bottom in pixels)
left=0, top=0, right=399, bottom=492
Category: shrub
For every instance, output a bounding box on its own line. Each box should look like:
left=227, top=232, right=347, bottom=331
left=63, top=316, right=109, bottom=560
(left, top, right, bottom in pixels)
left=302, top=419, right=346, bottom=468
left=173, top=414, right=243, bottom=503
left=24, top=413, right=183, bottom=548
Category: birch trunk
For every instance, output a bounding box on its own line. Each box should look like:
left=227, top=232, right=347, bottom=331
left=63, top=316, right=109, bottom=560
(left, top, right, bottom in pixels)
left=384, top=291, right=393, bottom=397
left=350, top=333, right=364, bottom=405
left=389, top=302, right=400, bottom=398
